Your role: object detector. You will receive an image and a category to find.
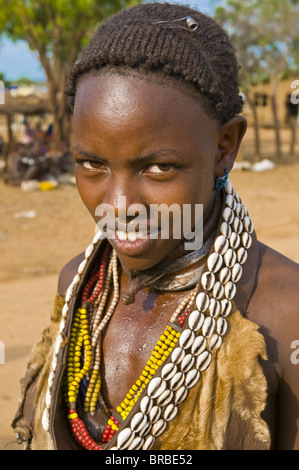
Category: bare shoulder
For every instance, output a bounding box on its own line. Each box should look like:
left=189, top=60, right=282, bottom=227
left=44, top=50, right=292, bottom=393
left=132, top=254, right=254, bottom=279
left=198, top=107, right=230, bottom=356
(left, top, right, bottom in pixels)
left=256, top=242, right=299, bottom=309
left=57, top=252, right=86, bottom=296
left=248, top=241, right=299, bottom=366
left=248, top=243, right=299, bottom=366
left=250, top=243, right=299, bottom=449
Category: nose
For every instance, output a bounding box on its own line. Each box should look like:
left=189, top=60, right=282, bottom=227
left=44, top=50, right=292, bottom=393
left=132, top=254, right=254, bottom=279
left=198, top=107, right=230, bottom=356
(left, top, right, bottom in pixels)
left=99, top=174, right=144, bottom=223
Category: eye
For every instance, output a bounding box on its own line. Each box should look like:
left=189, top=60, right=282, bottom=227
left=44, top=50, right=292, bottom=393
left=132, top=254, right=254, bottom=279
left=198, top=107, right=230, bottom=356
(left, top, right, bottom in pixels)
left=76, top=159, right=104, bottom=172
left=146, top=163, right=175, bottom=174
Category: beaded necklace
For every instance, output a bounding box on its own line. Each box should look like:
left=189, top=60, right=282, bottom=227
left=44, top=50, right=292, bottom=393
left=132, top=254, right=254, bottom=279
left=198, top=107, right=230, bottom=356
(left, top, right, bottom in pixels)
left=42, top=181, right=254, bottom=451
left=63, top=242, right=198, bottom=450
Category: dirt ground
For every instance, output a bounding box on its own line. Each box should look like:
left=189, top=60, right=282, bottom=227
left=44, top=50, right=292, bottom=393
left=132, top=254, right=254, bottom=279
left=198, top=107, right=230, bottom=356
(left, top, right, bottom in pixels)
left=1, top=130, right=299, bottom=450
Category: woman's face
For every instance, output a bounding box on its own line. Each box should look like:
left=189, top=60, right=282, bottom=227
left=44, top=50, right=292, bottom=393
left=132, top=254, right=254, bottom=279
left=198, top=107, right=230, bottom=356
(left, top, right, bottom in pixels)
left=73, top=73, right=222, bottom=272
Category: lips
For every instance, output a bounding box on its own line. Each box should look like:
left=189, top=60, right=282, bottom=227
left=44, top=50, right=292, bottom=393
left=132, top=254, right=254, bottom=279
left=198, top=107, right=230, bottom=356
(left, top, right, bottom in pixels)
left=109, top=228, right=155, bottom=256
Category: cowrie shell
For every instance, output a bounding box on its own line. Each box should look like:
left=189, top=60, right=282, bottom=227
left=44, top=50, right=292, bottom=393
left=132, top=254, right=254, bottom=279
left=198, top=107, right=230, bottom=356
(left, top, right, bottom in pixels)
left=140, top=396, right=153, bottom=415
left=191, top=335, right=207, bottom=356
left=92, top=229, right=103, bottom=244
left=231, top=263, right=243, bottom=283
left=139, top=422, right=151, bottom=438
left=174, top=385, right=189, bottom=403
left=224, top=180, right=233, bottom=194
left=233, top=217, right=243, bottom=234
left=220, top=221, right=232, bottom=238
left=164, top=404, right=178, bottom=422
left=225, top=194, right=236, bottom=211
left=209, top=334, right=222, bottom=351
left=234, top=191, right=241, bottom=203
left=45, top=389, right=52, bottom=408
left=62, top=303, right=69, bottom=317
left=85, top=243, right=94, bottom=258
left=214, top=235, right=229, bottom=255
left=207, top=252, right=223, bottom=273
left=188, top=310, right=204, bottom=331
left=72, top=273, right=81, bottom=285
left=196, top=292, right=210, bottom=312
left=212, top=282, right=224, bottom=300
left=65, top=285, right=73, bottom=302
left=78, top=259, right=87, bottom=274
left=237, top=247, right=248, bottom=264
left=181, top=353, right=195, bottom=373
left=149, top=406, right=161, bottom=424
left=170, top=372, right=185, bottom=391
left=230, top=232, right=240, bottom=249
left=196, top=350, right=212, bottom=371
left=224, top=248, right=237, bottom=268
left=222, top=207, right=234, bottom=224
left=54, top=333, right=64, bottom=355
left=142, top=434, right=155, bottom=450
left=157, top=389, right=174, bottom=407
left=58, top=317, right=66, bottom=333
left=128, top=436, right=144, bottom=450
left=179, top=329, right=195, bottom=349
left=152, top=419, right=167, bottom=437
left=224, top=281, right=236, bottom=300
left=217, top=317, right=228, bottom=336
left=42, top=408, right=50, bottom=432
left=243, top=216, right=254, bottom=233
left=209, top=298, right=221, bottom=318
left=185, top=369, right=201, bottom=389
left=221, top=299, right=232, bottom=317
left=219, top=267, right=231, bottom=284
left=202, top=316, right=216, bottom=337
left=148, top=377, right=166, bottom=399
left=171, top=347, right=185, bottom=365
left=201, top=271, right=215, bottom=291
left=236, top=202, right=245, bottom=219
left=47, top=370, right=55, bottom=389
left=161, top=363, right=177, bottom=381
left=242, top=232, right=252, bottom=249
left=117, top=428, right=135, bottom=450
left=130, top=412, right=148, bottom=433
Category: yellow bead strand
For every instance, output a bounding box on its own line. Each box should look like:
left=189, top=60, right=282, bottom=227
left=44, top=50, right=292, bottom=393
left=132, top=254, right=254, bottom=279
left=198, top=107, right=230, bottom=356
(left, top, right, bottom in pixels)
left=116, top=325, right=180, bottom=420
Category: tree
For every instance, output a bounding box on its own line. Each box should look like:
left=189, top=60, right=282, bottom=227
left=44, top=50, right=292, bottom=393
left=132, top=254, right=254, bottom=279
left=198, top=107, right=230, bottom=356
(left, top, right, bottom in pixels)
left=0, top=0, right=140, bottom=150
left=215, top=0, right=299, bottom=160
left=215, top=0, right=267, bottom=160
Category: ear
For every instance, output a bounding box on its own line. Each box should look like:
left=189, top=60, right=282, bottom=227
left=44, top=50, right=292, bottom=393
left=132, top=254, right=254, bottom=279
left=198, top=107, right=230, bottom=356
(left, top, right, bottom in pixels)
left=214, top=116, right=247, bottom=177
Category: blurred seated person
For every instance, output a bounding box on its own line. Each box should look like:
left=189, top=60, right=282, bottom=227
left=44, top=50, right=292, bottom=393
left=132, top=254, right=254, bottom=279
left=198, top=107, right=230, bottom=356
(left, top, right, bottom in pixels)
left=10, top=141, right=51, bottom=185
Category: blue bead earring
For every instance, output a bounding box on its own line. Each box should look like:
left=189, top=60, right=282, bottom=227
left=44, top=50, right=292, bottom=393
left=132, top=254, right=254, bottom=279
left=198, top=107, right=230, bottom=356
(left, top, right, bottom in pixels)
left=215, top=166, right=229, bottom=192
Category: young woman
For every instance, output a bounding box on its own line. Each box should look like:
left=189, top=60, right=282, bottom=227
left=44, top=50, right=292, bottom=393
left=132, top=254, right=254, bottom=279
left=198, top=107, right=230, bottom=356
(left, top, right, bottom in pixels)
left=12, top=3, right=299, bottom=450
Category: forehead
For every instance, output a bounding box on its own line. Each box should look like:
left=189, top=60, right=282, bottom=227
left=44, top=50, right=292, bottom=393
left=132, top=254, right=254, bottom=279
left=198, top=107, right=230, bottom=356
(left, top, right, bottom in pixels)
left=73, top=71, right=216, bottom=129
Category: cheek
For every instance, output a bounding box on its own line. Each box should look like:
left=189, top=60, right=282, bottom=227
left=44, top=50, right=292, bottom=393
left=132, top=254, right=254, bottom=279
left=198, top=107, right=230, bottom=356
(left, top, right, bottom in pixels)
left=75, top=171, right=104, bottom=219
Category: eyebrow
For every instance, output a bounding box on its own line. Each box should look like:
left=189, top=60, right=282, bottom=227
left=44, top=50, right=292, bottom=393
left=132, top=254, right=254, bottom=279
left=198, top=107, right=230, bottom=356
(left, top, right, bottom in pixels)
left=72, top=144, right=186, bottom=165
left=72, top=145, right=107, bottom=162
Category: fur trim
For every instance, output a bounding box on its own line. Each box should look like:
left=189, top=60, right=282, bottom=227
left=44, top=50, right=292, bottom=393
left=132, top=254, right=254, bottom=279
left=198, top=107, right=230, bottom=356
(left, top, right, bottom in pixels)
left=12, top=297, right=271, bottom=450
left=152, top=308, right=270, bottom=450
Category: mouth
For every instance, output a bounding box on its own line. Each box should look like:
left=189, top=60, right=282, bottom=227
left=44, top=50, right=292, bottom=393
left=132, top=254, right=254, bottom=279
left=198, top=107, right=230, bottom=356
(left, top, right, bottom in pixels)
left=106, top=226, right=161, bottom=257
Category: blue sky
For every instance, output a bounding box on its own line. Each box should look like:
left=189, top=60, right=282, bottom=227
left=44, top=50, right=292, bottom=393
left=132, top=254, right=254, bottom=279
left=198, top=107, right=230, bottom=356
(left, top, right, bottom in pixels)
left=0, top=0, right=217, bottom=82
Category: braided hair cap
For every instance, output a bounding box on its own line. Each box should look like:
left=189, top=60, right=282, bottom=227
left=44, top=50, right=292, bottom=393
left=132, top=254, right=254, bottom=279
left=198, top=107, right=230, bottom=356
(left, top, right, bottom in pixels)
left=66, top=2, right=244, bottom=123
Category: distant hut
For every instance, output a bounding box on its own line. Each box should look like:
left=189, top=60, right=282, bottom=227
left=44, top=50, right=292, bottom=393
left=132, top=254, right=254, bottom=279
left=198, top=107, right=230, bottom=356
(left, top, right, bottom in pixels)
left=0, top=91, right=50, bottom=173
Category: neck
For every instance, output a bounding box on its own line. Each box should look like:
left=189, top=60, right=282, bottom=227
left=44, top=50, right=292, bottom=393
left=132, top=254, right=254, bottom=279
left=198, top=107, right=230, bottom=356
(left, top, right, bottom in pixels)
left=120, top=192, right=223, bottom=305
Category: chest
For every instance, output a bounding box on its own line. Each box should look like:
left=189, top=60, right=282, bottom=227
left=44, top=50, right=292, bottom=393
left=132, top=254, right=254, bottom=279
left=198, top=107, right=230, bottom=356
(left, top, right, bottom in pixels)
left=100, top=289, right=190, bottom=409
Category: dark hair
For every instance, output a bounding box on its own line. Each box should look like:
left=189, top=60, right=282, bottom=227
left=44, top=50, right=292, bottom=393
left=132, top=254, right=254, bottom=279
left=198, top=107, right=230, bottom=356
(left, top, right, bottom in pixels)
left=66, top=2, right=243, bottom=123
